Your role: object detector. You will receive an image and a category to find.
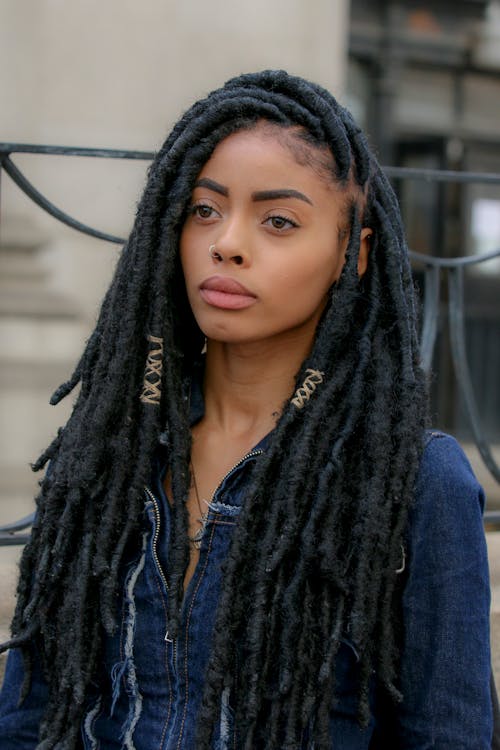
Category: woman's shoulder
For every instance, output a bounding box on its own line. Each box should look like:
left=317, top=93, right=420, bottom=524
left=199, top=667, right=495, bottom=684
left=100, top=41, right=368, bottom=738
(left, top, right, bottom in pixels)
left=410, top=429, right=486, bottom=545
left=417, top=429, right=484, bottom=503
left=421, top=428, right=476, bottom=468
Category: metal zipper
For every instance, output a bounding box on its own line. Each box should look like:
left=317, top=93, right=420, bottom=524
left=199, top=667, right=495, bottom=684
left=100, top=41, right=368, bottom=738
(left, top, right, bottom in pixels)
left=144, top=487, right=170, bottom=594
left=145, top=449, right=263, bottom=580
left=144, top=486, right=176, bottom=665
left=145, top=450, right=264, bottom=666
left=188, top=449, right=265, bottom=548
left=208, top=449, right=264, bottom=505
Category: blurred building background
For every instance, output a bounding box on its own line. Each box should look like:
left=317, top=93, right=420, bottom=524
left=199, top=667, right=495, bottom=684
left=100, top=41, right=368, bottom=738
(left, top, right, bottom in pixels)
left=1, top=0, right=499, bottom=671
left=344, top=0, right=500, bottom=506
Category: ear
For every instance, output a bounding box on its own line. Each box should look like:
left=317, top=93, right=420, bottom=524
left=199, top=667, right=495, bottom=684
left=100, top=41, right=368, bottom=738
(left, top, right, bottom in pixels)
left=357, top=227, right=373, bottom=277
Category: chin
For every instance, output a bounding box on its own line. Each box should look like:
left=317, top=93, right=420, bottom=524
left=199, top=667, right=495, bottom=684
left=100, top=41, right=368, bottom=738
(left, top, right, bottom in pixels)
left=194, top=315, right=256, bottom=345
left=205, top=330, right=257, bottom=345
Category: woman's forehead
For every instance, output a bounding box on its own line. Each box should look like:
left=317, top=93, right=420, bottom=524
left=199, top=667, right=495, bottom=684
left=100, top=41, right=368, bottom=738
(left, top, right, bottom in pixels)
left=196, top=122, right=339, bottom=191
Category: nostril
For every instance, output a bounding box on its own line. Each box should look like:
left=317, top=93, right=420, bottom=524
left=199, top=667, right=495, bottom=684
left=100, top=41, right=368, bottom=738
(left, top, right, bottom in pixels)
left=233, top=256, right=243, bottom=265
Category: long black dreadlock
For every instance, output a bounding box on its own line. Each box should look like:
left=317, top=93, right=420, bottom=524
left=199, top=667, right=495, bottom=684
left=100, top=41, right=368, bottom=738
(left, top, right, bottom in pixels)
left=2, top=70, right=427, bottom=749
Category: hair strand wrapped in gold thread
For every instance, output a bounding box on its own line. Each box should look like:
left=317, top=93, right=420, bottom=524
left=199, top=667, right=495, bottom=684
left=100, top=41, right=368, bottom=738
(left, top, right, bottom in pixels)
left=140, top=334, right=164, bottom=405
left=291, top=369, right=324, bottom=408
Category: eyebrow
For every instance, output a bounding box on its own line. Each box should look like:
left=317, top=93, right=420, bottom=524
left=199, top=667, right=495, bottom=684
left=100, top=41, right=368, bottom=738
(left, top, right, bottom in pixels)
left=193, top=178, right=313, bottom=206
left=194, top=178, right=228, bottom=196
left=252, top=189, right=313, bottom=206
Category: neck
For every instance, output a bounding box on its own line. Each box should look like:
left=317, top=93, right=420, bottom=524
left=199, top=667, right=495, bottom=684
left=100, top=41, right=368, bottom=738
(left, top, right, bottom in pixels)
left=202, top=330, right=314, bottom=437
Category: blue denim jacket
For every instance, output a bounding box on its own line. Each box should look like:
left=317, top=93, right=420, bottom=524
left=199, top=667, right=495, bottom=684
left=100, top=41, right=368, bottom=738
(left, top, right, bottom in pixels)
left=0, top=421, right=493, bottom=748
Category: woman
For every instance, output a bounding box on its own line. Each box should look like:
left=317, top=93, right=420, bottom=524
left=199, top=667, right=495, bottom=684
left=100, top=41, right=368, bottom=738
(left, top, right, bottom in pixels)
left=0, top=70, right=493, bottom=748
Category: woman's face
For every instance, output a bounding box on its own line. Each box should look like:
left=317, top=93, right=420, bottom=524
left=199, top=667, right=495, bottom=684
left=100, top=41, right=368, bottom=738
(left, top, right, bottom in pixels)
left=180, top=125, right=370, bottom=347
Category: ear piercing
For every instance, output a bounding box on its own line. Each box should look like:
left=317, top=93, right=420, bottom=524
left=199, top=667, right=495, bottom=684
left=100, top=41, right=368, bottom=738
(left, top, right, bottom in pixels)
left=209, top=244, right=224, bottom=261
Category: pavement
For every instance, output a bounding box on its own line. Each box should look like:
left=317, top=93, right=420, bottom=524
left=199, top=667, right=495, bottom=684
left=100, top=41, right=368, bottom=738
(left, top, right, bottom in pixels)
left=0, top=532, right=499, bottom=687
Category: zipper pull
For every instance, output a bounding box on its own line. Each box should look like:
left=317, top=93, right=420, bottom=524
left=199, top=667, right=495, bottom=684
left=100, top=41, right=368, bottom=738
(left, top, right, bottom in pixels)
left=165, top=630, right=173, bottom=643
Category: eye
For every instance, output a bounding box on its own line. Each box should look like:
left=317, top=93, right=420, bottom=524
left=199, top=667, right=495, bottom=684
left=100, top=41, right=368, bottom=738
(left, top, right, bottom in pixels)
left=264, top=214, right=299, bottom=231
left=189, top=203, right=219, bottom=220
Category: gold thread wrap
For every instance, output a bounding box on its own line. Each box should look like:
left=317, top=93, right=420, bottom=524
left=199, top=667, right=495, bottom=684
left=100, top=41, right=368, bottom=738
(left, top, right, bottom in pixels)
left=140, top=335, right=164, bottom=405
left=291, top=369, right=324, bottom=409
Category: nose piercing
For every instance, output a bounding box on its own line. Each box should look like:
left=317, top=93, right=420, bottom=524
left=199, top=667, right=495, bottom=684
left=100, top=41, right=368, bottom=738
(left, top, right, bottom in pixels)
left=209, top=244, right=224, bottom=261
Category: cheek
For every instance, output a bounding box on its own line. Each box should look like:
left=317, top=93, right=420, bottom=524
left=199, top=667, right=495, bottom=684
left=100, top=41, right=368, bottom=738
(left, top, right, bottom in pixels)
left=180, top=225, right=211, bottom=288
left=179, top=235, right=194, bottom=284
left=267, top=267, right=332, bottom=322
left=275, top=247, right=342, bottom=298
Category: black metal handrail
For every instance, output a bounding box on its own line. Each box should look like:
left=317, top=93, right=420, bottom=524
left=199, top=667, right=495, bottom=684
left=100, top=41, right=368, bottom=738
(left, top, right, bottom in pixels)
left=0, top=143, right=499, bottom=544
left=0, top=143, right=153, bottom=244
left=0, top=513, right=35, bottom=546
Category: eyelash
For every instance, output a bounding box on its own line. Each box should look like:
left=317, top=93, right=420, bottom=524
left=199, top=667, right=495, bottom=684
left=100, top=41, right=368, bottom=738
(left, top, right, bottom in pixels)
left=188, top=203, right=300, bottom=231
left=189, top=203, right=218, bottom=219
left=264, top=214, right=299, bottom=231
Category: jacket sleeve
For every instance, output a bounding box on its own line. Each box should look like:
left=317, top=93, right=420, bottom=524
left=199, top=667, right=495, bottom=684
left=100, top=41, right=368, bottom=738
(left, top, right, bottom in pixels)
left=387, top=432, right=493, bottom=748
left=0, top=645, right=48, bottom=747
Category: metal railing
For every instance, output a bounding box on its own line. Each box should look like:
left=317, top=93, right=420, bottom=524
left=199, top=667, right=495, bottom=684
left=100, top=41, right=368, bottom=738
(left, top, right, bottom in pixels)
left=0, top=143, right=499, bottom=545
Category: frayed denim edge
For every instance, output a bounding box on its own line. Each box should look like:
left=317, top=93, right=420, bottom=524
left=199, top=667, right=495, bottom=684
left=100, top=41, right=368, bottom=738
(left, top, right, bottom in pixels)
left=110, top=531, right=148, bottom=749
left=82, top=696, right=102, bottom=749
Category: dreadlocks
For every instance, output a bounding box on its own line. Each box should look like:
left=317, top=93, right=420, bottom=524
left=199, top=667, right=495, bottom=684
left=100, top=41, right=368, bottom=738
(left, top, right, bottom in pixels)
left=2, top=70, right=427, bottom=748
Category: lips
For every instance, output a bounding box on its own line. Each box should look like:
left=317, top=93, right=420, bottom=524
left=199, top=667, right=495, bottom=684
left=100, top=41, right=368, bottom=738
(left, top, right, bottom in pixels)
left=199, top=275, right=257, bottom=310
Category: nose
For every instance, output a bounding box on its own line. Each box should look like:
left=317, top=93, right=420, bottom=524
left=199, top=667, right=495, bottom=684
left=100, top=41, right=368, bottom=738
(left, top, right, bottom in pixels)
left=209, top=244, right=245, bottom=266
left=209, top=217, right=250, bottom=266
